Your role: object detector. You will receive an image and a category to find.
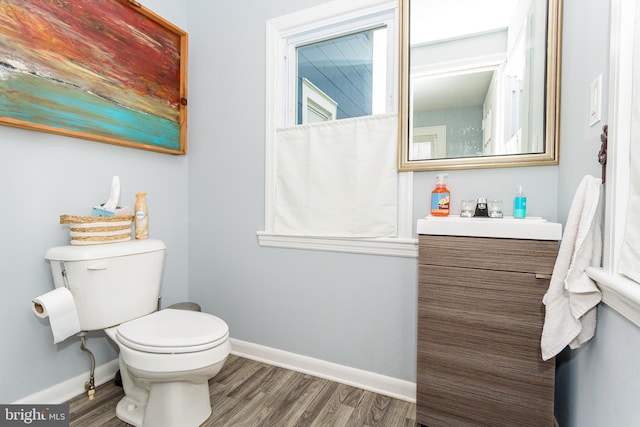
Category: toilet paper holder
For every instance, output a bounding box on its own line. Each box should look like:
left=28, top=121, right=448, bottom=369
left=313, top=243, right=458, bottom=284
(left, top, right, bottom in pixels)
left=33, top=302, right=45, bottom=315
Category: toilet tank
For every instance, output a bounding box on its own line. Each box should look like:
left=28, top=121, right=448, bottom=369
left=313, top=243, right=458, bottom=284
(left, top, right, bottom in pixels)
left=45, top=239, right=166, bottom=331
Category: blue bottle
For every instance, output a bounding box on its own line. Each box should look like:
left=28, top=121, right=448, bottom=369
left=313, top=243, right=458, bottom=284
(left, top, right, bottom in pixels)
left=514, top=185, right=527, bottom=218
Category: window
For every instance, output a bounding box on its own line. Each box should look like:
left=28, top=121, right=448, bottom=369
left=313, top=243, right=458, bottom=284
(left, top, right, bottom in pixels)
left=259, top=0, right=417, bottom=257
left=296, top=27, right=388, bottom=124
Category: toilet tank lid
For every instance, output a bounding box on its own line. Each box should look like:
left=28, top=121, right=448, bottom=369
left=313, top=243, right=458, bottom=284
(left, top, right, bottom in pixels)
left=45, top=239, right=166, bottom=261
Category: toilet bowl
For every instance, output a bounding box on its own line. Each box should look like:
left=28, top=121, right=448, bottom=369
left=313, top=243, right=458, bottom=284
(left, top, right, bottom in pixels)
left=43, top=240, right=231, bottom=427
left=104, top=309, right=230, bottom=427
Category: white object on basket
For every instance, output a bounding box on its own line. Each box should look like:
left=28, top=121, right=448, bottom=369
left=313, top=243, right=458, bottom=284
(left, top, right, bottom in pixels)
left=103, top=176, right=121, bottom=211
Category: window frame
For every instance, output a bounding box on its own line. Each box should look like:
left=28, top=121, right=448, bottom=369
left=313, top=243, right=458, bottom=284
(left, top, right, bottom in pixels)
left=586, top=0, right=640, bottom=327
left=259, top=0, right=417, bottom=258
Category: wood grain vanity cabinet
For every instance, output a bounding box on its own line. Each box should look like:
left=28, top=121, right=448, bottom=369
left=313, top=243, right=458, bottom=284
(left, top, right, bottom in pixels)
left=417, top=234, right=558, bottom=427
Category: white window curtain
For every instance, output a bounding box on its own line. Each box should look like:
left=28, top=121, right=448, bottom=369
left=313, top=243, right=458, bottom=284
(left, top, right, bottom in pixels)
left=274, top=113, right=398, bottom=238
left=618, top=6, right=640, bottom=283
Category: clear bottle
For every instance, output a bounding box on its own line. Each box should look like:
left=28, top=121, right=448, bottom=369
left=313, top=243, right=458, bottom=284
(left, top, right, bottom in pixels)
left=514, top=185, right=527, bottom=218
left=431, top=174, right=450, bottom=216
left=134, top=192, right=149, bottom=239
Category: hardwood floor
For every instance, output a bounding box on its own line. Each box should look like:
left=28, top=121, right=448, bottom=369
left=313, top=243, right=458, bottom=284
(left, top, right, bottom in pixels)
left=67, top=355, right=416, bottom=427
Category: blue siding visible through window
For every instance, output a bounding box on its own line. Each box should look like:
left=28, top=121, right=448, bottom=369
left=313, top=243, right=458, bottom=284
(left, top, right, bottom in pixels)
left=296, top=29, right=378, bottom=124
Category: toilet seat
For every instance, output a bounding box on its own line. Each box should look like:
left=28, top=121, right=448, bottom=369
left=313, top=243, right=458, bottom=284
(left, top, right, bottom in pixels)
left=116, top=309, right=229, bottom=354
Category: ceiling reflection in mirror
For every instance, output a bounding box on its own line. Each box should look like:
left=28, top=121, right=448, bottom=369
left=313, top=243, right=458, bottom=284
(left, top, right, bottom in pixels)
left=398, top=0, right=561, bottom=171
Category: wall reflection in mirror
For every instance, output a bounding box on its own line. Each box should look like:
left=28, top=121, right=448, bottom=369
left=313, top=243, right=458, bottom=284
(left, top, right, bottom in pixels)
left=399, top=0, right=561, bottom=171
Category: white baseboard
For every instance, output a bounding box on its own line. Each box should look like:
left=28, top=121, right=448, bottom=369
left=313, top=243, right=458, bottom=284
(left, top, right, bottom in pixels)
left=12, top=359, right=119, bottom=404
left=229, top=338, right=416, bottom=403
left=14, top=340, right=417, bottom=405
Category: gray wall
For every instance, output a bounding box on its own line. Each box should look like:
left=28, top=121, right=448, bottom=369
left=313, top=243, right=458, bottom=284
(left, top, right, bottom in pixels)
left=186, top=0, right=419, bottom=382
left=554, top=1, right=640, bottom=426
left=3, top=0, right=640, bottom=425
left=0, top=0, right=190, bottom=404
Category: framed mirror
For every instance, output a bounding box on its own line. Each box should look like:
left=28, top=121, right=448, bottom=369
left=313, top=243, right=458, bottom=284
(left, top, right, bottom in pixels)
left=398, top=0, right=562, bottom=171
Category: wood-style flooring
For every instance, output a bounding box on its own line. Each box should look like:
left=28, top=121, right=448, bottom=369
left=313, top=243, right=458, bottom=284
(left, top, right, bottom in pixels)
left=67, top=355, right=416, bottom=427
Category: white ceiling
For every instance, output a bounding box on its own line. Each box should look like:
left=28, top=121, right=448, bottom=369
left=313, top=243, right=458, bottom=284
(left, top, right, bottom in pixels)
left=412, top=70, right=495, bottom=112
left=409, top=0, right=527, bottom=112
left=411, top=0, right=520, bottom=45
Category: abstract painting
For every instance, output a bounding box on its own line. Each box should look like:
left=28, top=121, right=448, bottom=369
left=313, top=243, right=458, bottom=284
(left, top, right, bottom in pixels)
left=0, top=0, right=188, bottom=154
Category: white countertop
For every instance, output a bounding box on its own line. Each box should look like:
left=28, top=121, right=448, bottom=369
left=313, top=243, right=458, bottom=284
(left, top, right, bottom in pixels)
left=417, top=216, right=563, bottom=241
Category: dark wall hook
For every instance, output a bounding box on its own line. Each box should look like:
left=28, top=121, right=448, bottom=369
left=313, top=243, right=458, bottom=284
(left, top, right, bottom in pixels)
left=598, top=124, right=608, bottom=183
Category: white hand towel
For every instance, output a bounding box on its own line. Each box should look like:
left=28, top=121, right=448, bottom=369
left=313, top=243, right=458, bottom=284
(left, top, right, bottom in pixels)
left=541, top=175, right=603, bottom=360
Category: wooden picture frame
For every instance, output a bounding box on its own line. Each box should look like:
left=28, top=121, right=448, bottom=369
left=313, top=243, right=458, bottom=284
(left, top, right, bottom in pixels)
left=0, top=0, right=188, bottom=154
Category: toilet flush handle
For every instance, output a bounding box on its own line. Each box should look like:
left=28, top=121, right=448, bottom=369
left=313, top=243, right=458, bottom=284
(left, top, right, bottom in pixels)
left=87, top=262, right=107, bottom=271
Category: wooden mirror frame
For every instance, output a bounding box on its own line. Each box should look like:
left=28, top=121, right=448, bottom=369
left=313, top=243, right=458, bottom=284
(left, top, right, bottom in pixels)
left=398, top=0, right=562, bottom=171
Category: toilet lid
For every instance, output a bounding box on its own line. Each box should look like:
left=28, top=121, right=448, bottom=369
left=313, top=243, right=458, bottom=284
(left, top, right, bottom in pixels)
left=116, top=309, right=229, bottom=354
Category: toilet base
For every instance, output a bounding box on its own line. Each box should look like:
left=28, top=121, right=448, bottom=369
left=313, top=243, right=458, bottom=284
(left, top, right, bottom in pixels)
left=104, top=324, right=230, bottom=427
left=116, top=380, right=212, bottom=427
left=116, top=395, right=145, bottom=427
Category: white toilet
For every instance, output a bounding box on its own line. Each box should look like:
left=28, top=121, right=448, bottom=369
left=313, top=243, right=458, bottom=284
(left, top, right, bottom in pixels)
left=45, top=239, right=230, bottom=427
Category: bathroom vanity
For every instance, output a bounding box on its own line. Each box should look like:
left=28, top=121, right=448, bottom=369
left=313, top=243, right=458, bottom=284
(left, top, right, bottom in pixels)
left=416, top=217, right=562, bottom=427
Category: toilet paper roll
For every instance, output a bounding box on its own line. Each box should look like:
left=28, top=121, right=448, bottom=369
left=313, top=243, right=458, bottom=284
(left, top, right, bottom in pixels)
left=32, top=288, right=81, bottom=344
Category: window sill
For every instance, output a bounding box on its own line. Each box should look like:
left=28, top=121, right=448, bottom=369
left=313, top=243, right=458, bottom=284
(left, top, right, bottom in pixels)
left=586, top=267, right=640, bottom=328
left=257, top=232, right=418, bottom=258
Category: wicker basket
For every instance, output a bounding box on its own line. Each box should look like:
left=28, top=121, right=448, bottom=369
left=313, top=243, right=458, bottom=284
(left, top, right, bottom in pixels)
left=60, top=215, right=133, bottom=245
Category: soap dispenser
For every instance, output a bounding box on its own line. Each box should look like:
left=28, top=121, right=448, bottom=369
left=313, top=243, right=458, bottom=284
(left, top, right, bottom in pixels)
left=431, top=174, right=450, bottom=216
left=514, top=185, right=527, bottom=218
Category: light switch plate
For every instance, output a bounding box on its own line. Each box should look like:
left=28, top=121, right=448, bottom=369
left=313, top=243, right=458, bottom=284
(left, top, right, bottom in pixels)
left=589, top=75, right=603, bottom=126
